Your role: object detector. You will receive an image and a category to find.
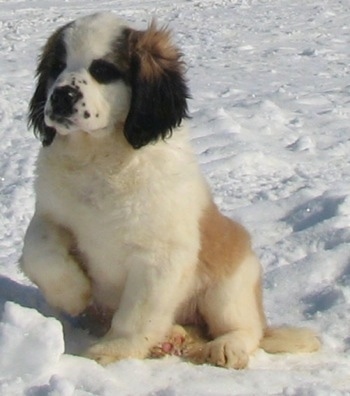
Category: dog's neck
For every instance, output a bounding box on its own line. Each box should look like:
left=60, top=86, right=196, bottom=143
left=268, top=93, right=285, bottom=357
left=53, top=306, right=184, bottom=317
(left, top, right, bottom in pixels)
left=46, top=124, right=134, bottom=166
left=40, top=123, right=194, bottom=180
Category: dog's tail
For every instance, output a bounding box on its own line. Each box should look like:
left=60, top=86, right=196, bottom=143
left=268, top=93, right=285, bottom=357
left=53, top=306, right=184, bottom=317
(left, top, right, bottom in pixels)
left=259, top=326, right=321, bottom=354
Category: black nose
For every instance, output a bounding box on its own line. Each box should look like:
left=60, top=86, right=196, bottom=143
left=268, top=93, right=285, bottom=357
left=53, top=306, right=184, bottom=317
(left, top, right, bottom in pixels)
left=50, top=86, right=82, bottom=117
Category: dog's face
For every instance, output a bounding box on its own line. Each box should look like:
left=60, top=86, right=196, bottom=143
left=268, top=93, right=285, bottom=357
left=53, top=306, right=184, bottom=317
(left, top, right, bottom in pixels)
left=29, top=13, right=189, bottom=148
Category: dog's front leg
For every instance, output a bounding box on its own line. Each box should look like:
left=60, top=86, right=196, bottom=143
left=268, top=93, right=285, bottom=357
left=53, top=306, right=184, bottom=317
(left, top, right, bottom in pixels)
left=21, top=212, right=92, bottom=316
left=85, top=250, right=194, bottom=365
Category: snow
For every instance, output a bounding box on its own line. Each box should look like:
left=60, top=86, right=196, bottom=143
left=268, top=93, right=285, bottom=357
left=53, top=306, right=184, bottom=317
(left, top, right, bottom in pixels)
left=1, top=0, right=350, bottom=394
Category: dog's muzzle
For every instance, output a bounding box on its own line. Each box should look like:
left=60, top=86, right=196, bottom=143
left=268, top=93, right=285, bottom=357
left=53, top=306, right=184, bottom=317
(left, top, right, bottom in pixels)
left=50, top=85, right=83, bottom=119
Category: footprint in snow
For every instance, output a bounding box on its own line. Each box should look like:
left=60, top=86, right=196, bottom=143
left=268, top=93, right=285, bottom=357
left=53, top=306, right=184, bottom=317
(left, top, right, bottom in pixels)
left=282, top=195, right=345, bottom=232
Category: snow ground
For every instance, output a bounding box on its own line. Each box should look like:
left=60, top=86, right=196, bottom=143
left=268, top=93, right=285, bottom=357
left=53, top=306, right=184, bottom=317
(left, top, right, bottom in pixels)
left=1, top=0, right=350, bottom=394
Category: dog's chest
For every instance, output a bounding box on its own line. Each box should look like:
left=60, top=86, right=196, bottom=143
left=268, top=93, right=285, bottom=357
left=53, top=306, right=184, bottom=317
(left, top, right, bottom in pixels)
left=39, top=159, right=153, bottom=305
left=41, top=151, right=179, bottom=257
left=46, top=162, right=147, bottom=237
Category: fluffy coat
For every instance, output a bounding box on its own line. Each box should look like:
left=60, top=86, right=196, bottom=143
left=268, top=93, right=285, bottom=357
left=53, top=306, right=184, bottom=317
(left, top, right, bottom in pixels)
left=21, top=13, right=320, bottom=368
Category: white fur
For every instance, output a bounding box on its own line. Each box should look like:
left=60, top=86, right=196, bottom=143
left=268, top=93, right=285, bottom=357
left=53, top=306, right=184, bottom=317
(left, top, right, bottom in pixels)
left=44, top=15, right=130, bottom=136
left=22, top=123, right=212, bottom=362
left=21, top=13, right=320, bottom=369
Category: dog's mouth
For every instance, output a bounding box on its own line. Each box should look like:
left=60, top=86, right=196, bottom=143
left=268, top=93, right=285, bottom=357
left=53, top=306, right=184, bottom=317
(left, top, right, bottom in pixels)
left=44, top=108, right=109, bottom=136
left=45, top=111, right=74, bottom=129
left=44, top=108, right=79, bottom=135
left=44, top=88, right=109, bottom=135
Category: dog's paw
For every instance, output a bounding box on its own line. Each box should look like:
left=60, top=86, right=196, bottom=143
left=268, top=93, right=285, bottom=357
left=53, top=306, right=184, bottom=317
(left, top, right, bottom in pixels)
left=44, top=273, right=92, bottom=317
left=149, top=324, right=210, bottom=361
left=85, top=345, right=118, bottom=366
left=186, top=336, right=249, bottom=369
left=149, top=325, right=188, bottom=357
left=84, top=337, right=148, bottom=366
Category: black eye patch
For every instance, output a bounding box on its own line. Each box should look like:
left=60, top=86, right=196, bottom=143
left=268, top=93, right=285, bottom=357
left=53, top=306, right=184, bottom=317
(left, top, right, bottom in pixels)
left=89, top=59, right=122, bottom=84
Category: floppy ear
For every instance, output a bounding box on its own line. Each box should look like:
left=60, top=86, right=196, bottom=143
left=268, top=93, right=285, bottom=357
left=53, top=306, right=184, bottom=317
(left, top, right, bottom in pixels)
left=28, top=26, right=67, bottom=146
left=29, top=73, right=56, bottom=147
left=123, top=24, right=190, bottom=149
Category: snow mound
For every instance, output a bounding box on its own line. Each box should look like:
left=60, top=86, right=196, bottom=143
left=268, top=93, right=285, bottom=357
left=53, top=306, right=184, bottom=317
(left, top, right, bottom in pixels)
left=0, top=302, right=64, bottom=382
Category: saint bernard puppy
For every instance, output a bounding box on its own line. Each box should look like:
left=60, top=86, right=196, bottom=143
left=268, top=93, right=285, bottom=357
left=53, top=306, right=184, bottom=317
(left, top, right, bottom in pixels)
left=21, top=12, right=320, bottom=368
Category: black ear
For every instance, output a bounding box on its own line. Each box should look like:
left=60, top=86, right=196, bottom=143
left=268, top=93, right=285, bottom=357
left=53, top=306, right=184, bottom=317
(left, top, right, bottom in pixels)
left=29, top=74, right=57, bottom=146
left=28, top=26, right=67, bottom=146
left=123, top=25, right=190, bottom=149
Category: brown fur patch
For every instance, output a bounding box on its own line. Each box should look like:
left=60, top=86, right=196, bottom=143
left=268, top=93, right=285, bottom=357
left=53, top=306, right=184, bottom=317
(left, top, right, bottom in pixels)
left=124, top=22, right=185, bottom=80
left=198, top=201, right=252, bottom=279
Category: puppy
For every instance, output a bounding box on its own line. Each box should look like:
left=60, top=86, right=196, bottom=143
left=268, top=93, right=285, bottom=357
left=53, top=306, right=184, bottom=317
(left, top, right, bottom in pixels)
left=21, top=12, right=320, bottom=368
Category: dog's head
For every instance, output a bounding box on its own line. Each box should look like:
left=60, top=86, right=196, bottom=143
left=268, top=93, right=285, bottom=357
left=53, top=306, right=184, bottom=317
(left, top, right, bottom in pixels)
left=29, top=13, right=190, bottom=149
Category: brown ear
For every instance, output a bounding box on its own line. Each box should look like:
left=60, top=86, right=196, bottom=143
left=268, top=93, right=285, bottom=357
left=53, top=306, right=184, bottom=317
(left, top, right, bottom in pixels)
left=28, top=25, right=68, bottom=146
left=123, top=23, right=190, bottom=149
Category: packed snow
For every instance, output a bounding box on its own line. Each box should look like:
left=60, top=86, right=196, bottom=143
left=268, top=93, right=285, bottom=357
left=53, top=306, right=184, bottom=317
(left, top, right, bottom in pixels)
left=1, top=0, right=350, bottom=394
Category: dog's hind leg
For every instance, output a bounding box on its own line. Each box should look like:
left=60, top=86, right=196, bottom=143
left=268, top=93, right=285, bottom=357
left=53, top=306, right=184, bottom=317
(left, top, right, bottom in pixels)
left=193, top=253, right=266, bottom=369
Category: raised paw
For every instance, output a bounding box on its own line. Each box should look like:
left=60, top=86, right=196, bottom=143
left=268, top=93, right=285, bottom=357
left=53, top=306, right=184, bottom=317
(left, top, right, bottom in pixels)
left=44, top=273, right=92, bottom=317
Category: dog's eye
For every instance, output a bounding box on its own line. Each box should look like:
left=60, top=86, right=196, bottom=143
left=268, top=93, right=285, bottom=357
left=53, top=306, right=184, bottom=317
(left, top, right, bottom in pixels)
left=50, top=59, right=66, bottom=78
left=89, top=59, right=122, bottom=84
